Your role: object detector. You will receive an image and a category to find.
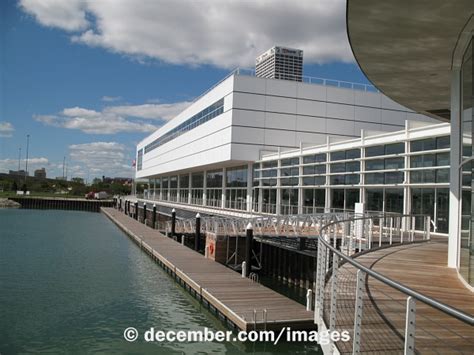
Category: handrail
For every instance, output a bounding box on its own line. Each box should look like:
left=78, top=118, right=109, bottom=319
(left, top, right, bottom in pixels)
left=319, top=215, right=474, bottom=326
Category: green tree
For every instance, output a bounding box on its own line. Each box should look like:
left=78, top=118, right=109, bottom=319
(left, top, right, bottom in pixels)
left=11, top=180, right=18, bottom=191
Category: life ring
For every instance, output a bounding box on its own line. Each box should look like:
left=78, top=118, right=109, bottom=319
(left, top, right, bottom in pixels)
left=209, top=243, right=215, bottom=255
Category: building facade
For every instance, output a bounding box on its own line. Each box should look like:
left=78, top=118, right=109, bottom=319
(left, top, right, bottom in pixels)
left=136, top=70, right=434, bottom=182
left=34, top=168, right=46, bottom=179
left=141, top=121, right=450, bottom=235
left=255, top=46, right=304, bottom=81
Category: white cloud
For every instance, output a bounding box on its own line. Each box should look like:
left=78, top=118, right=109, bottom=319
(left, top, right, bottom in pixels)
left=105, top=102, right=191, bottom=121
left=69, top=142, right=133, bottom=177
left=0, top=122, right=15, bottom=138
left=20, top=0, right=352, bottom=68
left=19, top=0, right=89, bottom=32
left=0, top=157, right=50, bottom=173
left=34, top=100, right=190, bottom=134
left=101, top=95, right=122, bottom=102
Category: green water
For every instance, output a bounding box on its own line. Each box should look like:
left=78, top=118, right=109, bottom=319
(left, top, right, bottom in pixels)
left=0, top=209, right=320, bottom=354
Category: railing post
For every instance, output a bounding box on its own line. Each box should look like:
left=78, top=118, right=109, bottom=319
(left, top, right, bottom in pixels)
left=353, top=269, right=365, bottom=354
left=329, top=253, right=339, bottom=332
left=241, top=261, right=247, bottom=278
left=171, top=208, right=176, bottom=236
left=426, top=216, right=431, bottom=240
left=404, top=296, right=416, bottom=355
left=315, top=239, right=322, bottom=323
left=152, top=204, right=156, bottom=229
left=195, top=213, right=201, bottom=251
left=245, top=223, right=253, bottom=278
left=306, top=289, right=313, bottom=311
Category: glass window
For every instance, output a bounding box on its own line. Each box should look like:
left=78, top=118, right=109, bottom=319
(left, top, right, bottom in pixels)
left=346, top=161, right=360, bottom=172
left=303, top=177, right=315, bottom=186
left=330, top=175, right=345, bottom=185
left=411, top=170, right=435, bottom=183
left=262, top=161, right=277, bottom=169
left=330, top=151, right=346, bottom=161
left=366, top=159, right=384, bottom=171
left=411, top=188, right=435, bottom=228
left=385, top=143, right=404, bottom=155
left=384, top=172, right=403, bottom=184
left=331, top=189, right=345, bottom=209
left=385, top=189, right=403, bottom=214
left=345, top=174, right=360, bottom=184
left=436, top=152, right=450, bottom=166
left=262, top=169, right=277, bottom=178
left=226, top=166, right=247, bottom=187
left=366, top=145, right=385, bottom=157
left=346, top=189, right=359, bottom=210
left=345, top=149, right=360, bottom=159
left=303, top=154, right=326, bottom=163
left=411, top=154, right=435, bottom=168
left=411, top=138, right=436, bottom=152
left=436, top=136, right=450, bottom=149
left=314, top=176, right=326, bottom=185
left=436, top=189, right=449, bottom=233
left=366, top=189, right=383, bottom=212
left=281, top=158, right=299, bottom=166
left=385, top=157, right=404, bottom=169
left=331, top=163, right=345, bottom=173
left=303, top=166, right=314, bottom=175
left=315, top=165, right=326, bottom=174
left=206, top=170, right=223, bottom=188
left=192, top=172, right=204, bottom=188
left=366, top=173, right=384, bottom=184
left=179, top=175, right=189, bottom=188
left=436, top=169, right=449, bottom=183
left=170, top=176, right=178, bottom=188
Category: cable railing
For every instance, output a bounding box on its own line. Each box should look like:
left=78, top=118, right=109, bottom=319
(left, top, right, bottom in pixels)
left=315, top=214, right=474, bottom=354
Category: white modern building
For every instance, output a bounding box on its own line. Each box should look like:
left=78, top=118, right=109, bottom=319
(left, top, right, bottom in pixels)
left=136, top=69, right=435, bottom=182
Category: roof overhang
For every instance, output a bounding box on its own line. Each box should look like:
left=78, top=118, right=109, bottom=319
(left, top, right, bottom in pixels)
left=347, top=1, right=473, bottom=121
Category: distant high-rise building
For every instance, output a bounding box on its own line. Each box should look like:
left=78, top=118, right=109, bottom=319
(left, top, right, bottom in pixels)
left=255, top=46, right=303, bottom=81
left=34, top=168, right=46, bottom=179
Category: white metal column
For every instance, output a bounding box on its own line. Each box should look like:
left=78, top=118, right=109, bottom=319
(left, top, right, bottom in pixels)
left=448, top=68, right=461, bottom=268
left=246, top=163, right=253, bottom=212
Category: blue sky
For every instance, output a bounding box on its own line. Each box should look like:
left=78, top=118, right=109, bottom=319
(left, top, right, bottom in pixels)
left=0, top=0, right=371, bottom=181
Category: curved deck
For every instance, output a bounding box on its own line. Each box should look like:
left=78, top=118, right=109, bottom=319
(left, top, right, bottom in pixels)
left=326, top=241, right=474, bottom=354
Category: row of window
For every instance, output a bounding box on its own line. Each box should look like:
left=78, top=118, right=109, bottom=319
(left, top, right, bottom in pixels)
left=144, top=99, right=224, bottom=154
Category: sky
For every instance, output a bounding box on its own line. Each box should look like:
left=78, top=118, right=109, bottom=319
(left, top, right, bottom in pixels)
left=0, top=0, right=371, bottom=181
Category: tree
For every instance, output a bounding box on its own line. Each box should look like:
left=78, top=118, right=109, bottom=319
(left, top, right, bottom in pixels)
left=11, top=180, right=18, bottom=191
left=21, top=183, right=27, bottom=193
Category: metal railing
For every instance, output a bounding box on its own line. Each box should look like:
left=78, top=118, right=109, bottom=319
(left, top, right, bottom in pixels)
left=234, top=68, right=379, bottom=92
left=315, top=214, right=474, bottom=354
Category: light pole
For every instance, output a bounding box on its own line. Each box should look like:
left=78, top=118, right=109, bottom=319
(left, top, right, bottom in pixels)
left=18, top=147, right=21, bottom=171
left=25, top=134, right=30, bottom=186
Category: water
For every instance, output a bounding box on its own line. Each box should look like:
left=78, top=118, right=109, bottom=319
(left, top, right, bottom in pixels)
left=0, top=209, right=321, bottom=354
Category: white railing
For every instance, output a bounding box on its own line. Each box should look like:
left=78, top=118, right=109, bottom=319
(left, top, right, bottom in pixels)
left=315, top=214, right=473, bottom=354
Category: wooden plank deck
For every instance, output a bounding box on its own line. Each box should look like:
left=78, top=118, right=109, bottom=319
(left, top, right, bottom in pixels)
left=326, top=242, right=474, bottom=354
left=101, top=207, right=314, bottom=331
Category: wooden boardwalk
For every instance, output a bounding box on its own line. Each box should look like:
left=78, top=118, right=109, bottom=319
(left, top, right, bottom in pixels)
left=101, top=207, right=314, bottom=331
left=325, top=241, right=474, bottom=354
